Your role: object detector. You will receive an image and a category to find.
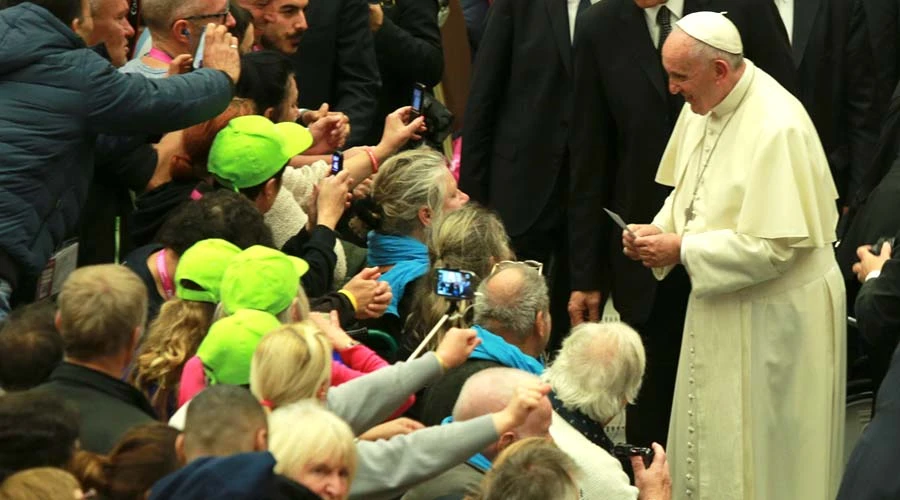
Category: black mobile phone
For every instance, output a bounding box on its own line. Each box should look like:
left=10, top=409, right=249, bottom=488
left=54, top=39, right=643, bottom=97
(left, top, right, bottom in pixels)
left=870, top=236, right=896, bottom=256
left=331, top=151, right=344, bottom=175
left=613, top=444, right=654, bottom=468
left=435, top=268, right=475, bottom=300
left=411, top=83, right=426, bottom=118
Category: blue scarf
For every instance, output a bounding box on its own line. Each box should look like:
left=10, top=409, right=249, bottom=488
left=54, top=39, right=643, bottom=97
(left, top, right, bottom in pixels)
left=470, top=325, right=544, bottom=375
left=442, top=416, right=492, bottom=472
left=366, top=232, right=430, bottom=317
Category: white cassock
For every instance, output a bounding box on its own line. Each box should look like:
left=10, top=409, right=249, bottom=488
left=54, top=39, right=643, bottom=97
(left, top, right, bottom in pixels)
left=651, top=60, right=846, bottom=500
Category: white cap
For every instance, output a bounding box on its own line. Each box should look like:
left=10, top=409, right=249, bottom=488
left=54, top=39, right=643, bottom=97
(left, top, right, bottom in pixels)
left=675, top=11, right=743, bottom=55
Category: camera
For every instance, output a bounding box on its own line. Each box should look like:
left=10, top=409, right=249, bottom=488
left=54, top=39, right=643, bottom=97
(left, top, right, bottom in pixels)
left=870, top=236, right=895, bottom=256
left=613, top=444, right=654, bottom=468
left=435, top=268, right=475, bottom=300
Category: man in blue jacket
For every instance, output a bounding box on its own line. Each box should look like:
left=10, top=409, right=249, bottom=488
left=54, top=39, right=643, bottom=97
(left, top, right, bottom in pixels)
left=0, top=0, right=242, bottom=317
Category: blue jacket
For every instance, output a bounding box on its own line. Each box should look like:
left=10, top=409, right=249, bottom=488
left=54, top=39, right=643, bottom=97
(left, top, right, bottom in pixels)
left=0, top=3, right=234, bottom=279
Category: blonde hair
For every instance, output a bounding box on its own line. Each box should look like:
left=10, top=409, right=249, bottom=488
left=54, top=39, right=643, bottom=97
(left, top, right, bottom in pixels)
left=371, top=147, right=451, bottom=237
left=57, top=265, right=148, bottom=360
left=129, top=299, right=216, bottom=418
left=250, top=322, right=332, bottom=409
left=469, top=438, right=580, bottom=500
left=269, top=401, right=358, bottom=491
left=405, top=204, right=513, bottom=348
left=0, top=467, right=82, bottom=500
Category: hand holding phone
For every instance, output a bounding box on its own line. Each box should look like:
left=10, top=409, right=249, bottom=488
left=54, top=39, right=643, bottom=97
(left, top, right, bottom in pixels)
left=613, top=444, right=654, bottom=469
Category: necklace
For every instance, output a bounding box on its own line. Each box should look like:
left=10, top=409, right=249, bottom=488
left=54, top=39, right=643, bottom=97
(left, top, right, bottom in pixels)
left=681, top=73, right=754, bottom=224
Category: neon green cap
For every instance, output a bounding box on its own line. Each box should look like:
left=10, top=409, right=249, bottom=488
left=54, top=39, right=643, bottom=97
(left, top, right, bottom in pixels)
left=174, top=239, right=242, bottom=303
left=208, top=115, right=313, bottom=189
left=197, top=309, right=282, bottom=386
left=220, top=245, right=309, bottom=316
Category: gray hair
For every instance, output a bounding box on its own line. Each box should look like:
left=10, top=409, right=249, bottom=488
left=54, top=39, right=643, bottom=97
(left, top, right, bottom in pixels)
left=673, top=25, right=744, bottom=69
left=372, top=147, right=450, bottom=237
left=452, top=368, right=540, bottom=421
left=142, top=0, right=207, bottom=34
left=543, top=322, right=646, bottom=424
left=473, top=264, right=549, bottom=341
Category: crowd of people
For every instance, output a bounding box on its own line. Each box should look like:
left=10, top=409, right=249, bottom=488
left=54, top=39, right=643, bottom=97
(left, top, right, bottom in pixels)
left=2, top=0, right=900, bottom=498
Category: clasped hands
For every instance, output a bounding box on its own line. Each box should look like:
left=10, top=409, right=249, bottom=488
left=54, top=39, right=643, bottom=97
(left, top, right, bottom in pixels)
left=622, top=224, right=682, bottom=268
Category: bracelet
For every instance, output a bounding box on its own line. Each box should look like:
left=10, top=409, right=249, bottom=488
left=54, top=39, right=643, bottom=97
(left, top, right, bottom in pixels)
left=433, top=352, right=448, bottom=372
left=364, top=146, right=379, bottom=174
left=337, top=289, right=359, bottom=311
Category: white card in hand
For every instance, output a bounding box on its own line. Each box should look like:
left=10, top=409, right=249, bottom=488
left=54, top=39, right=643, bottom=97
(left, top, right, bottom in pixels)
left=603, top=208, right=636, bottom=237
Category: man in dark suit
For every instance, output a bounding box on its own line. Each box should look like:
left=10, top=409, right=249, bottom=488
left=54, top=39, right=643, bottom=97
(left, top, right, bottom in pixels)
left=777, top=0, right=879, bottom=205
left=459, top=0, right=582, bottom=351
left=567, top=0, right=796, bottom=447
left=285, top=0, right=381, bottom=146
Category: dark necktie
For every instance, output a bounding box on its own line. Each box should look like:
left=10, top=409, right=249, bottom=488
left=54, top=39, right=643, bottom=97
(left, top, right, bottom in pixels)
left=578, top=0, right=591, bottom=16
left=657, top=6, right=672, bottom=50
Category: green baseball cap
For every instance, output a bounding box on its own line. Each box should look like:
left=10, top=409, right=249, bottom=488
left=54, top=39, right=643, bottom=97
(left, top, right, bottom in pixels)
left=175, top=239, right=242, bottom=303
left=197, top=309, right=282, bottom=386
left=220, top=245, right=310, bottom=316
left=208, top=115, right=314, bottom=189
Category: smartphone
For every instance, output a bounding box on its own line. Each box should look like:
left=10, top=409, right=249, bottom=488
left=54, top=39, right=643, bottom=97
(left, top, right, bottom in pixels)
left=331, top=151, right=344, bottom=175
left=435, top=268, right=475, bottom=300
left=870, top=236, right=896, bottom=256
left=613, top=444, right=654, bottom=468
left=192, top=30, right=206, bottom=69
left=411, top=83, right=426, bottom=118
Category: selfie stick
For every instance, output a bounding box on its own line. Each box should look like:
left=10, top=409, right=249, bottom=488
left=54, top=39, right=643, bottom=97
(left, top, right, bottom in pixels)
left=407, top=313, right=450, bottom=361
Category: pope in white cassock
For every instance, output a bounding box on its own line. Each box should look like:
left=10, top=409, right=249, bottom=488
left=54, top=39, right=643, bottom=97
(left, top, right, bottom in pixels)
left=622, top=11, right=846, bottom=500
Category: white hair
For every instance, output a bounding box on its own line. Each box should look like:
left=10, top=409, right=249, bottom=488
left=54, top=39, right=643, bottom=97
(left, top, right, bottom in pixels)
left=269, top=400, right=358, bottom=481
left=543, top=322, right=646, bottom=423
left=473, top=265, right=549, bottom=341
left=452, top=368, right=541, bottom=421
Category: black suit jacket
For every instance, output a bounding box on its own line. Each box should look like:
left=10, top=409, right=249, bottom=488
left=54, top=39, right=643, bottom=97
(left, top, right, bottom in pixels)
left=459, top=0, right=574, bottom=237
left=291, top=0, right=381, bottom=146
left=837, top=340, right=900, bottom=500
left=364, top=0, right=444, bottom=145
left=568, top=0, right=796, bottom=322
left=793, top=0, right=879, bottom=202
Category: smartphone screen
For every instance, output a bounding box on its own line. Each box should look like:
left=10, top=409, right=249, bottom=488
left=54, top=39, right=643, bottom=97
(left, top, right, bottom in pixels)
left=411, top=84, right=425, bottom=115
left=192, top=32, right=206, bottom=69
left=331, top=151, right=343, bottom=175
left=435, top=269, right=474, bottom=300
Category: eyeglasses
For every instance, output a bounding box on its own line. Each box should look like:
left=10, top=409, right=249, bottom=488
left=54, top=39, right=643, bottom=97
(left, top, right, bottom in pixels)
left=183, top=1, right=231, bottom=24
left=490, top=260, right=544, bottom=276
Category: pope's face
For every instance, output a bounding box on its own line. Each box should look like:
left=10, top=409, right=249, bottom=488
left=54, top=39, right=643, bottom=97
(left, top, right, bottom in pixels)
left=662, top=31, right=722, bottom=115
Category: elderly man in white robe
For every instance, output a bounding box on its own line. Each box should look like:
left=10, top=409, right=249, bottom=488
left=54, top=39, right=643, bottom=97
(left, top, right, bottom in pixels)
left=621, top=11, right=846, bottom=500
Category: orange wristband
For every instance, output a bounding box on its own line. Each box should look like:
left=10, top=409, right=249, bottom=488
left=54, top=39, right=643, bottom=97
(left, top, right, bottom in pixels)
left=364, top=146, right=379, bottom=174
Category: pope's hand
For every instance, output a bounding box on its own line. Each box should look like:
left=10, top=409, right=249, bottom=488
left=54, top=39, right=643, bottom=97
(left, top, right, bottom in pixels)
left=634, top=233, right=682, bottom=268
left=623, top=224, right=662, bottom=261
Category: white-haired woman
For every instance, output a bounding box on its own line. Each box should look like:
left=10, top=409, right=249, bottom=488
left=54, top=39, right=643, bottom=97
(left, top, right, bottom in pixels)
left=251, top=320, right=549, bottom=500
left=269, top=401, right=359, bottom=500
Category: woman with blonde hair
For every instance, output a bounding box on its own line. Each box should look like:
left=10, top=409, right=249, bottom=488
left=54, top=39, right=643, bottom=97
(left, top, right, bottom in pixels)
left=250, top=321, right=556, bottom=500
left=269, top=401, right=358, bottom=500
left=403, top=204, right=514, bottom=355
left=359, top=147, right=470, bottom=338
left=0, top=468, right=86, bottom=500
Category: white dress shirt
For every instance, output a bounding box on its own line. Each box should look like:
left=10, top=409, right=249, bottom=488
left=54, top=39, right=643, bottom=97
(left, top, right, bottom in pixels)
left=568, top=0, right=603, bottom=43
left=774, top=0, right=794, bottom=44
left=643, top=0, right=684, bottom=49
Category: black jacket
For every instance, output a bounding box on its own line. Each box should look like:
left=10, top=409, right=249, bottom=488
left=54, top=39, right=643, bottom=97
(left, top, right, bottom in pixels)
left=364, top=0, right=444, bottom=145
left=39, top=362, right=156, bottom=454
left=0, top=3, right=233, bottom=286
left=567, top=0, right=797, bottom=321
left=418, top=358, right=501, bottom=426
left=459, top=0, right=574, bottom=237
left=291, top=0, right=381, bottom=146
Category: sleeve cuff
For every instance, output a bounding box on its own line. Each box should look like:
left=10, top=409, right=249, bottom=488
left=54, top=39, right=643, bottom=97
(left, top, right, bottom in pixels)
left=866, top=270, right=882, bottom=282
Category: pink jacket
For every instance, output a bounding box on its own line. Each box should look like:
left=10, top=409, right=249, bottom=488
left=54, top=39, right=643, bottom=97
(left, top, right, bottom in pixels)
left=177, top=344, right=416, bottom=416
